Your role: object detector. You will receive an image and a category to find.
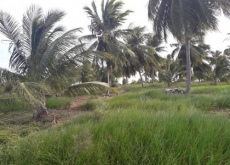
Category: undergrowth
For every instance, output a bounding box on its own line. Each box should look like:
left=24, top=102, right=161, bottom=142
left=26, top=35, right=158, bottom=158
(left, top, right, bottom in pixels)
left=46, top=97, right=73, bottom=109
left=0, top=97, right=32, bottom=113
left=1, top=83, right=230, bottom=164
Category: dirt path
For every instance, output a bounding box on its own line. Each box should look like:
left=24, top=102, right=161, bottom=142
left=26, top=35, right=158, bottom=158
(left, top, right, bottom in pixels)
left=210, top=108, right=230, bottom=116
left=0, top=96, right=91, bottom=126
left=1, top=91, right=126, bottom=126
left=49, top=96, right=92, bottom=124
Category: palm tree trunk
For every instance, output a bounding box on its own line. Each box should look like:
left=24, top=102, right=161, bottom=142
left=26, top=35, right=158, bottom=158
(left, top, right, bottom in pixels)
left=107, top=66, right=110, bottom=95
left=214, top=64, right=217, bottom=85
left=167, top=82, right=171, bottom=87
left=145, top=72, right=148, bottom=84
left=139, top=71, right=144, bottom=87
left=214, top=77, right=217, bottom=85
left=34, top=103, right=48, bottom=119
left=185, top=37, right=191, bottom=94
left=152, top=65, right=155, bottom=84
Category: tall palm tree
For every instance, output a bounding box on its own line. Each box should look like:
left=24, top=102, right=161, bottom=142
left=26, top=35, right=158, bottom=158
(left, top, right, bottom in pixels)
left=146, top=34, right=165, bottom=84
left=0, top=6, right=108, bottom=118
left=148, top=0, right=230, bottom=94
left=83, top=0, right=133, bottom=93
left=171, top=37, right=211, bottom=81
left=125, top=26, right=157, bottom=87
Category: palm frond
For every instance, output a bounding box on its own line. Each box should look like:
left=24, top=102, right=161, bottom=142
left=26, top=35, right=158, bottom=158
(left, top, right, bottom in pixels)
left=64, top=81, right=109, bottom=97
left=0, top=11, right=28, bottom=72
left=79, top=34, right=97, bottom=42
left=0, top=11, right=21, bottom=45
left=0, top=68, right=25, bottom=84
left=22, top=5, right=43, bottom=56
left=14, top=81, right=50, bottom=107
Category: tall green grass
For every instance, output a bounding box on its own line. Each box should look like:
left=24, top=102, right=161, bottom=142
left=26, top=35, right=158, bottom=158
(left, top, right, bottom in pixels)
left=2, top=110, right=230, bottom=164
left=0, top=97, right=32, bottom=113
left=46, top=97, right=73, bottom=109
left=1, top=83, right=230, bottom=164
left=85, top=110, right=230, bottom=164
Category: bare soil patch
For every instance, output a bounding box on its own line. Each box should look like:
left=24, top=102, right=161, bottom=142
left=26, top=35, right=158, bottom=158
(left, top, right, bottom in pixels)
left=210, top=108, right=230, bottom=116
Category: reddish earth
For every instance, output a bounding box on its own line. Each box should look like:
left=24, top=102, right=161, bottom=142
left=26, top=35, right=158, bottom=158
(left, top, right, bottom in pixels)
left=70, top=96, right=90, bottom=110
left=51, top=92, right=126, bottom=124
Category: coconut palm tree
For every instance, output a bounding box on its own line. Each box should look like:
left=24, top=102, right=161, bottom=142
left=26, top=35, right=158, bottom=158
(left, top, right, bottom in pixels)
left=0, top=6, right=108, bottom=118
left=77, top=60, right=96, bottom=83
left=192, top=43, right=212, bottom=83
left=193, top=60, right=212, bottom=83
left=148, top=0, right=230, bottom=94
left=205, top=50, right=230, bottom=85
left=124, top=26, right=157, bottom=87
left=83, top=0, right=133, bottom=93
left=146, top=34, right=165, bottom=84
left=171, top=37, right=211, bottom=82
left=159, top=54, right=185, bottom=87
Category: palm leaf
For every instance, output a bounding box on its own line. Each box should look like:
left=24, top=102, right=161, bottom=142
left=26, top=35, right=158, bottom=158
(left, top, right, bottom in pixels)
left=0, top=68, right=25, bottom=84
left=64, top=82, right=109, bottom=96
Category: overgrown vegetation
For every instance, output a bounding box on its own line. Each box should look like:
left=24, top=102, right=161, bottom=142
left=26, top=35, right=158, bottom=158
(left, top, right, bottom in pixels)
left=80, top=100, right=98, bottom=111
left=1, top=84, right=230, bottom=164
left=1, top=0, right=230, bottom=164
left=0, top=97, right=32, bottom=113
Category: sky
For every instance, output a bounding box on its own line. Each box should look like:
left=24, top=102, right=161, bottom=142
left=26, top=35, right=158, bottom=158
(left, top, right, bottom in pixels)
left=1, top=0, right=230, bottom=70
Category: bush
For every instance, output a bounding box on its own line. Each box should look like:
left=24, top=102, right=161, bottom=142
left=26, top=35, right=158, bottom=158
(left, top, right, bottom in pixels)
left=46, top=97, right=73, bottom=109
left=80, top=100, right=97, bottom=111
left=0, top=97, right=32, bottom=113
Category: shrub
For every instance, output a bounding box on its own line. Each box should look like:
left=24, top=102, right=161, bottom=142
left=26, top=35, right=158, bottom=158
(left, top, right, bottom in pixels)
left=0, top=97, right=32, bottom=113
left=80, top=100, right=97, bottom=111
left=46, top=97, right=73, bottom=109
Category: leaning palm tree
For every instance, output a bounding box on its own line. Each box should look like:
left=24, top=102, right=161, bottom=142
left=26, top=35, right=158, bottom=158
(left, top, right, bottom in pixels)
left=83, top=0, right=133, bottom=93
left=0, top=6, right=108, bottom=118
left=148, top=0, right=230, bottom=94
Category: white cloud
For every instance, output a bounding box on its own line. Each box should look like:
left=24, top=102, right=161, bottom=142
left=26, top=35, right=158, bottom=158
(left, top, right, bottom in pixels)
left=0, top=0, right=230, bottom=69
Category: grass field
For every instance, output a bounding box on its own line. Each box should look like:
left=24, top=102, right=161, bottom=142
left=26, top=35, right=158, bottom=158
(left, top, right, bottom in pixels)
left=1, top=82, right=230, bottom=164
